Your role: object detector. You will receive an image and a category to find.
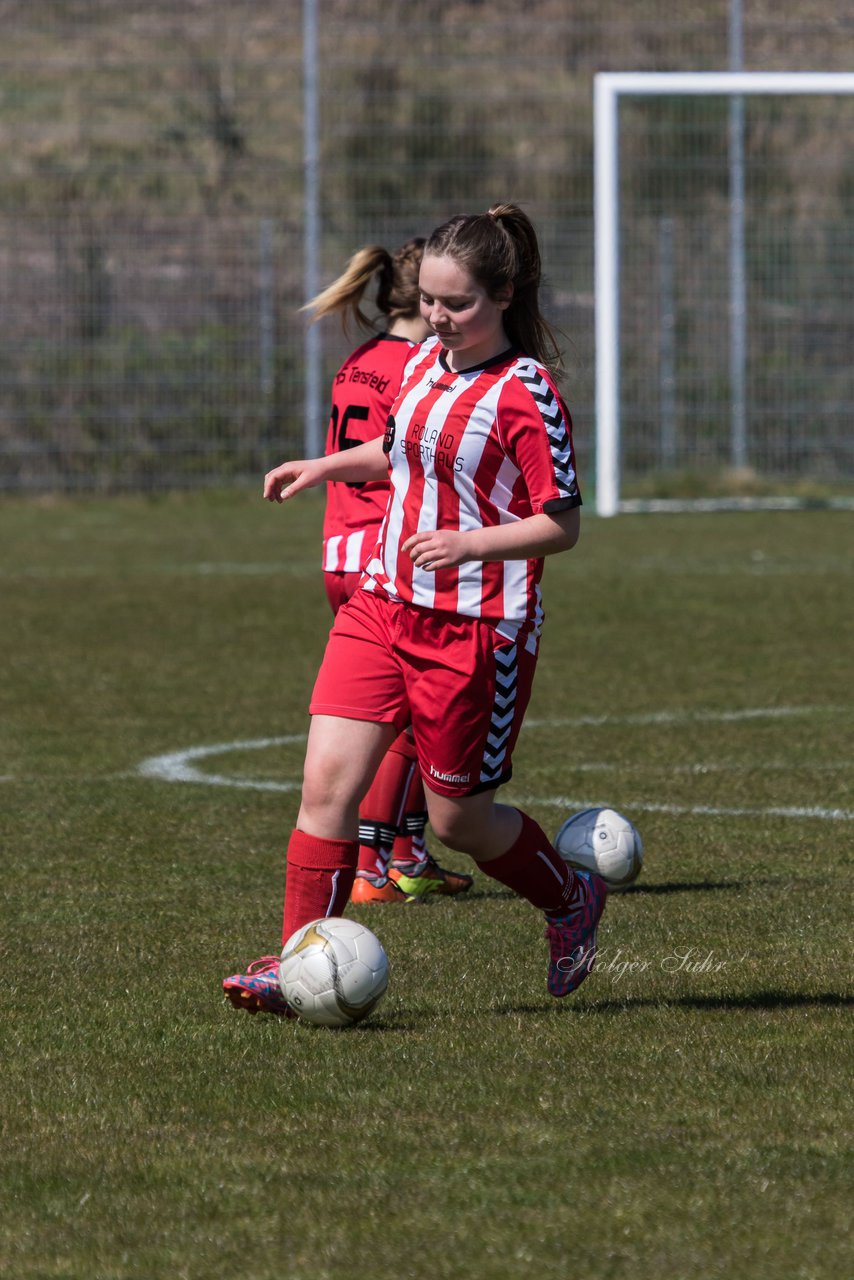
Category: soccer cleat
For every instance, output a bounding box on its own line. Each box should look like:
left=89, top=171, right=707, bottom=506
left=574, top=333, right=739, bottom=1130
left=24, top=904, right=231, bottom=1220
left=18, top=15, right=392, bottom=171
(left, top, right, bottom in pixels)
left=544, top=871, right=608, bottom=997
left=350, top=872, right=412, bottom=905
left=222, top=955, right=293, bottom=1016
left=389, top=853, right=474, bottom=899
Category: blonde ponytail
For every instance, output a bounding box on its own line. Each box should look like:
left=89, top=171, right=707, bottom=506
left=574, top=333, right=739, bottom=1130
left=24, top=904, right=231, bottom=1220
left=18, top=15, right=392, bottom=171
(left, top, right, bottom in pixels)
left=302, top=238, right=426, bottom=336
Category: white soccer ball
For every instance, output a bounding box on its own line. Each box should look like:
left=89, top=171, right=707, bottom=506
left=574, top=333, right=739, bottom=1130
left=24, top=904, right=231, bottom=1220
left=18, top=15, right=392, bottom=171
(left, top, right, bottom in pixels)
left=555, top=807, right=644, bottom=890
left=278, top=917, right=389, bottom=1028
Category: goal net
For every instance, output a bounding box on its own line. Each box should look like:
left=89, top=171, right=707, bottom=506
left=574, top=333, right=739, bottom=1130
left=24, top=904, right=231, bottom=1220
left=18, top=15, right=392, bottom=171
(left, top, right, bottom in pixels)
left=594, top=72, right=854, bottom=515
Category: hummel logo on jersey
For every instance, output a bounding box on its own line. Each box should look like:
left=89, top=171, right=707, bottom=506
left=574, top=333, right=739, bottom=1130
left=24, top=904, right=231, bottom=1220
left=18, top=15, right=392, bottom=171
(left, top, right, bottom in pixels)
left=426, top=375, right=457, bottom=394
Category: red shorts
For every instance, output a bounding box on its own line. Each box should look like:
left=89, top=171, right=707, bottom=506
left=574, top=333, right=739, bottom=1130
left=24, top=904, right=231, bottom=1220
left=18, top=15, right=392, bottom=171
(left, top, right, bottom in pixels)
left=309, top=589, right=539, bottom=796
left=323, top=571, right=362, bottom=616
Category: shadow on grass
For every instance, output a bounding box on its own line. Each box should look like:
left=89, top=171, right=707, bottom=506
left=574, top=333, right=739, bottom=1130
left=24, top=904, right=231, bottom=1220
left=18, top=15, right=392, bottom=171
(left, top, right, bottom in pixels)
left=465, top=877, right=834, bottom=908
left=609, top=990, right=854, bottom=1012
left=617, top=879, right=744, bottom=895
left=466, top=887, right=517, bottom=901
left=463, top=878, right=829, bottom=901
left=348, top=1008, right=438, bottom=1032
left=495, top=990, right=854, bottom=1016
left=466, top=881, right=747, bottom=902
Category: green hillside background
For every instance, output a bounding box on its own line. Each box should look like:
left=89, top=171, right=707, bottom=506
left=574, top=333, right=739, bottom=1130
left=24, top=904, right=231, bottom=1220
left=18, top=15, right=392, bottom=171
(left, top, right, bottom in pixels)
left=1, top=1, right=851, bottom=491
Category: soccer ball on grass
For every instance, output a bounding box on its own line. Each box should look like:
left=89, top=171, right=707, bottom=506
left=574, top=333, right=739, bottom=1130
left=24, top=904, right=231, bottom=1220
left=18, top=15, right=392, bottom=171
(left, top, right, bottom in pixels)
left=278, top=917, right=388, bottom=1028
left=555, top=807, right=643, bottom=891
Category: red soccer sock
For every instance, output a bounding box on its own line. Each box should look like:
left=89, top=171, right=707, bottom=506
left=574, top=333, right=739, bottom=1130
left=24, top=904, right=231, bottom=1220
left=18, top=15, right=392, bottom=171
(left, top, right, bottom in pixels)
left=477, top=810, right=580, bottom=915
left=392, top=754, right=428, bottom=867
left=357, top=730, right=419, bottom=878
left=282, top=829, right=358, bottom=945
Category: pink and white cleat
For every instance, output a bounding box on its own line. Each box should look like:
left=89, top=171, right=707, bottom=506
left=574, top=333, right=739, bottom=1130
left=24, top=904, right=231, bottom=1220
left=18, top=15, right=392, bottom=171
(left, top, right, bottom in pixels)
left=544, top=871, right=608, bottom=997
left=222, top=955, right=293, bottom=1016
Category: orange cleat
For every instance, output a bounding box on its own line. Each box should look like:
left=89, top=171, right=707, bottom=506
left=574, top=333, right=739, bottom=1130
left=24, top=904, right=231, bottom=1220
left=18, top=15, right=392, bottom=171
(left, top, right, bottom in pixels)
left=350, top=872, right=413, bottom=904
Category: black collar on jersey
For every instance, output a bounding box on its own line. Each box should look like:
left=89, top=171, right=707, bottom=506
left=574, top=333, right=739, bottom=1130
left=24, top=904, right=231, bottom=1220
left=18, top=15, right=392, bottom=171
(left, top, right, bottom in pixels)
left=438, top=346, right=519, bottom=376
left=380, top=331, right=417, bottom=344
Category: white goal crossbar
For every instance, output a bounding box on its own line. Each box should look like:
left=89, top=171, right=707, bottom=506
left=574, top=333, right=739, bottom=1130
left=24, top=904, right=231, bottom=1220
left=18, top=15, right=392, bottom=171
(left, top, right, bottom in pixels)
left=594, top=71, right=854, bottom=516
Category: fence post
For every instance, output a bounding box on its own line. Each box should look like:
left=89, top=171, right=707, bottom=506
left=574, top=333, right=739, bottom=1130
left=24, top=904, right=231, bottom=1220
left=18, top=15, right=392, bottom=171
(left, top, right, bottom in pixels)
left=259, top=217, right=275, bottom=429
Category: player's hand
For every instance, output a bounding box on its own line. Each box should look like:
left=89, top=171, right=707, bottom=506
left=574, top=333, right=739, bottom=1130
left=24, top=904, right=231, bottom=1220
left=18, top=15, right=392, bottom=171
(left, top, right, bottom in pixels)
left=402, top=528, right=471, bottom=571
left=263, top=459, right=319, bottom=503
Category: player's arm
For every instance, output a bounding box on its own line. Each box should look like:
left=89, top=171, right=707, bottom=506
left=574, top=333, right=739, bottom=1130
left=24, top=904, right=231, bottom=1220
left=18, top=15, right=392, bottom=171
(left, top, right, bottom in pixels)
left=403, top=507, right=580, bottom=571
left=264, top=436, right=388, bottom=503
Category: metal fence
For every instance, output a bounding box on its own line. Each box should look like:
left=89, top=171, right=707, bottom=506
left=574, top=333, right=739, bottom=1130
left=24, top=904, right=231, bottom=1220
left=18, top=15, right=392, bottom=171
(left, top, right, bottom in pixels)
left=1, top=0, right=851, bottom=494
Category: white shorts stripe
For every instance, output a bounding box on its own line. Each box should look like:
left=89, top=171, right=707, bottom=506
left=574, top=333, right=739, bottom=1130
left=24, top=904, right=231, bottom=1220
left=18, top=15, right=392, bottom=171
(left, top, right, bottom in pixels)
left=342, top=530, right=365, bottom=573
left=324, top=535, right=342, bottom=572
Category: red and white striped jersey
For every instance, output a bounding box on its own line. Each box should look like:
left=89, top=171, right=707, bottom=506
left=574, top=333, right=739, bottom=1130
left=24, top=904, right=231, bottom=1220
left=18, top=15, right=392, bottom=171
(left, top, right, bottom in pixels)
left=361, top=337, right=582, bottom=646
left=322, top=333, right=417, bottom=574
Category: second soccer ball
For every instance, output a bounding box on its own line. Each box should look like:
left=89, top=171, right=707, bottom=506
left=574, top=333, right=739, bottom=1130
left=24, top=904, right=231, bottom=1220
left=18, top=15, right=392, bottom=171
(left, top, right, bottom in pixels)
left=555, top=806, right=644, bottom=890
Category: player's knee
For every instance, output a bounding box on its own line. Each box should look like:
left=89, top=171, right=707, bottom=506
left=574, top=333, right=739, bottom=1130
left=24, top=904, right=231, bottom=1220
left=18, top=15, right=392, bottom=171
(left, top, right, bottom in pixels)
left=300, top=764, right=358, bottom=829
left=427, top=807, right=478, bottom=854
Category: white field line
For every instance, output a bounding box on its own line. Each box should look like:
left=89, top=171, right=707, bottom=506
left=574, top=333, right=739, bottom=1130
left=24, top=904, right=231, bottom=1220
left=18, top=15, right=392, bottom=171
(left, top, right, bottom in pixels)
left=3, top=555, right=852, bottom=580
left=523, top=705, right=848, bottom=729
left=552, top=760, right=853, bottom=774
left=137, top=735, right=304, bottom=792
left=511, top=795, right=854, bottom=823
left=633, top=557, right=853, bottom=577
left=619, top=496, right=854, bottom=514
left=0, top=561, right=319, bottom=581
left=134, top=705, right=854, bottom=821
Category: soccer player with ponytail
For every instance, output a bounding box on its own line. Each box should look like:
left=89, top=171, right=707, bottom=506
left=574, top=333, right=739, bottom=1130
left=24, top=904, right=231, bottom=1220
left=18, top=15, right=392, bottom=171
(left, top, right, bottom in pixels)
left=303, top=238, right=473, bottom=906
left=224, top=205, right=607, bottom=1015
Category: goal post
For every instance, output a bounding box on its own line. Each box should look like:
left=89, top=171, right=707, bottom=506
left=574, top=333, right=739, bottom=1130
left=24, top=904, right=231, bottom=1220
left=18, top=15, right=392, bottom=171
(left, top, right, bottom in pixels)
left=593, top=71, right=854, bottom=517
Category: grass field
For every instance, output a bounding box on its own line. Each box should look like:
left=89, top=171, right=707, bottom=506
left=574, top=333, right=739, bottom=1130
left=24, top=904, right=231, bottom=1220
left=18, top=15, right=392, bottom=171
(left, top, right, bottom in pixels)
left=2, top=490, right=852, bottom=1280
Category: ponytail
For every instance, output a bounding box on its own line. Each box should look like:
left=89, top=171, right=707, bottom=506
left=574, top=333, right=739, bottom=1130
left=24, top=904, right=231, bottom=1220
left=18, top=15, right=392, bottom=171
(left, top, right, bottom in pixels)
left=302, top=238, right=426, bottom=336
left=301, top=245, right=393, bottom=335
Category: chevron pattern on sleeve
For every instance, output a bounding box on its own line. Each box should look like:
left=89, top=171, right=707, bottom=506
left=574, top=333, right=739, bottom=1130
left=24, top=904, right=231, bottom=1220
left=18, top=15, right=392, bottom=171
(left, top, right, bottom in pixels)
left=517, top=364, right=578, bottom=501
